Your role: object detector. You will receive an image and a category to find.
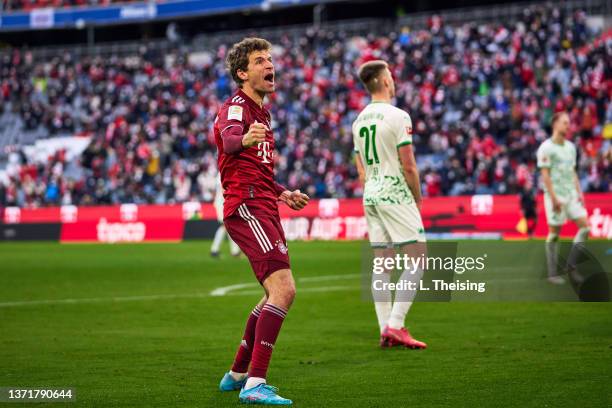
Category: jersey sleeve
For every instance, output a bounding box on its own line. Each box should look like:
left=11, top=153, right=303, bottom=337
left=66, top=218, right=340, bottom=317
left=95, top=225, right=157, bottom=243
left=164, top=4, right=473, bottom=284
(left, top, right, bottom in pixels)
left=217, top=103, right=246, bottom=154
left=396, top=111, right=413, bottom=148
left=274, top=181, right=287, bottom=196
left=536, top=143, right=551, bottom=168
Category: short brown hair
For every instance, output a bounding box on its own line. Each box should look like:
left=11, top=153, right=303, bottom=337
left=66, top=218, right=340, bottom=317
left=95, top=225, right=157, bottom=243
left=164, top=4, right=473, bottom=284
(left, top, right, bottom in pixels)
left=357, top=60, right=388, bottom=93
left=551, top=111, right=568, bottom=127
left=226, top=37, right=272, bottom=88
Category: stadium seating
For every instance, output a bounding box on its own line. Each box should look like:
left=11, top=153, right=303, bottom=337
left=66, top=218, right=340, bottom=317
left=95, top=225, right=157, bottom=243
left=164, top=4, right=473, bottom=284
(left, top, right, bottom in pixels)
left=0, top=4, right=609, bottom=207
left=1, top=0, right=142, bottom=12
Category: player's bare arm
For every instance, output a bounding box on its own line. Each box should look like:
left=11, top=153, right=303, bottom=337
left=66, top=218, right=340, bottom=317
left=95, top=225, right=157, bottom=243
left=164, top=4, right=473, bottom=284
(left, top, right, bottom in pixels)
left=398, top=144, right=422, bottom=210
left=540, top=167, right=562, bottom=212
left=354, top=153, right=366, bottom=186
left=573, top=172, right=584, bottom=205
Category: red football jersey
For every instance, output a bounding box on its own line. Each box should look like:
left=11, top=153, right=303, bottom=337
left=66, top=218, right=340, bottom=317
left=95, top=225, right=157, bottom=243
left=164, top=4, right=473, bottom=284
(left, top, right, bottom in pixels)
left=214, top=89, right=285, bottom=218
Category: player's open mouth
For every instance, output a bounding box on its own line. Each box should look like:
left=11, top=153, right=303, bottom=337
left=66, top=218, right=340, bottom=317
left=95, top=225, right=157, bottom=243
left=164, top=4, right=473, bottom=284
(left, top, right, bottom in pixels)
left=264, top=73, right=274, bottom=85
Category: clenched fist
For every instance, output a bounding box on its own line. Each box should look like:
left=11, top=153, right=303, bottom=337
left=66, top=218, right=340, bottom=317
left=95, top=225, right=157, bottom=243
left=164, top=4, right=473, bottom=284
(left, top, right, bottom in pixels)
left=242, top=121, right=268, bottom=148
left=279, top=189, right=309, bottom=210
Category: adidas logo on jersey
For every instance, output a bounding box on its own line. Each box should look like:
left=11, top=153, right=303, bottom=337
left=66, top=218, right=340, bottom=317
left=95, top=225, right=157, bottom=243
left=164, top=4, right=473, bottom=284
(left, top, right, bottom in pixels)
left=260, top=340, right=275, bottom=349
left=232, top=96, right=246, bottom=104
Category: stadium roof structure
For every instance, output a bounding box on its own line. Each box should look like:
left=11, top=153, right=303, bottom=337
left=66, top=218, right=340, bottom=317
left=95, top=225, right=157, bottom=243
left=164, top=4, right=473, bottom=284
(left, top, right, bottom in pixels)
left=0, top=0, right=348, bottom=32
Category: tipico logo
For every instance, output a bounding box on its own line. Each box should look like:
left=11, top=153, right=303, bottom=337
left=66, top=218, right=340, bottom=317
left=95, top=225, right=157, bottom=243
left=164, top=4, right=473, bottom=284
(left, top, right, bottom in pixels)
left=97, top=218, right=146, bottom=243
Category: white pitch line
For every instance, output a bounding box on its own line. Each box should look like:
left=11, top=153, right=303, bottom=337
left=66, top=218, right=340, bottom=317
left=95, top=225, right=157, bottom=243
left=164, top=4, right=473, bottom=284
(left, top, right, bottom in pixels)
left=0, top=293, right=211, bottom=308
left=209, top=273, right=360, bottom=297
left=0, top=274, right=363, bottom=308
left=299, top=274, right=361, bottom=282
left=224, top=285, right=360, bottom=297
left=210, top=282, right=259, bottom=297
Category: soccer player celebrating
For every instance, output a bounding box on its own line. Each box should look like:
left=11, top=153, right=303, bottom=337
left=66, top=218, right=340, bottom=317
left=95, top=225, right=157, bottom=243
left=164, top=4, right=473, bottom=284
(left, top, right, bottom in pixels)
left=352, top=60, right=427, bottom=349
left=214, top=38, right=309, bottom=405
left=537, top=111, right=589, bottom=284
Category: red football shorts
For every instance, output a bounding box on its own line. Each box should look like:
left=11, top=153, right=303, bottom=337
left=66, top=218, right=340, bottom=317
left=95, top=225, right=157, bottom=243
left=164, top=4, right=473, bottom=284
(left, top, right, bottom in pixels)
left=224, top=200, right=290, bottom=283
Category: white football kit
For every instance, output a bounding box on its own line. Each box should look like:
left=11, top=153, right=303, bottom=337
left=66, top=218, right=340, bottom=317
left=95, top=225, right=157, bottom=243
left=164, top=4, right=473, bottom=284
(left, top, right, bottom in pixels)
left=352, top=102, right=425, bottom=246
left=536, top=138, right=587, bottom=226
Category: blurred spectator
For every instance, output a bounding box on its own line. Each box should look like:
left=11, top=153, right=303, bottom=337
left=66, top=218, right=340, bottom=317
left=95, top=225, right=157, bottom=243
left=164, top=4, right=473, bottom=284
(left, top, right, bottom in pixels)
left=0, top=4, right=609, bottom=207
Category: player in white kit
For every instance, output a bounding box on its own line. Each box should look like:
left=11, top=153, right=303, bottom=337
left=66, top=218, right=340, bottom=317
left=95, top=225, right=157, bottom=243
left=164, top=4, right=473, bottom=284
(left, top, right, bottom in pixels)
left=536, top=112, right=589, bottom=284
left=352, top=60, right=426, bottom=349
left=211, top=175, right=241, bottom=258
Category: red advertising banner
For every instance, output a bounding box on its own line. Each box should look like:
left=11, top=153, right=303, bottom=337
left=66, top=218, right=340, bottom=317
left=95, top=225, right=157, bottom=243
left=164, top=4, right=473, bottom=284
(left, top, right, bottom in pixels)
left=282, top=193, right=612, bottom=240
left=2, top=193, right=611, bottom=242
left=60, top=218, right=185, bottom=243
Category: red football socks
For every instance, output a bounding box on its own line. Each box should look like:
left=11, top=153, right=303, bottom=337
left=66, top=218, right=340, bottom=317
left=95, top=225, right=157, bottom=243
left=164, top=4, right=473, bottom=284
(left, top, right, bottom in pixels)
left=248, top=303, right=287, bottom=379
left=230, top=305, right=261, bottom=374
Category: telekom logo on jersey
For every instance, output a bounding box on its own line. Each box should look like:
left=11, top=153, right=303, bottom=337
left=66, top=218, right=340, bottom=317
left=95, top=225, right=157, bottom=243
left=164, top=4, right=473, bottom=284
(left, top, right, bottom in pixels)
left=257, top=141, right=272, bottom=163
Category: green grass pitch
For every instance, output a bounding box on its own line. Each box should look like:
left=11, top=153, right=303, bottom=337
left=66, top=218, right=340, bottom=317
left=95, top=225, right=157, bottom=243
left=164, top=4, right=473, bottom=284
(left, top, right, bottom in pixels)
left=0, top=241, right=611, bottom=407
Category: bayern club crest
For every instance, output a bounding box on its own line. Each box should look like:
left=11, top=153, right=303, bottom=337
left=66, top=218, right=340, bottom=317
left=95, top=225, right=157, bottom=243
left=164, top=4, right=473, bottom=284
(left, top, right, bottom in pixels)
left=276, top=240, right=288, bottom=254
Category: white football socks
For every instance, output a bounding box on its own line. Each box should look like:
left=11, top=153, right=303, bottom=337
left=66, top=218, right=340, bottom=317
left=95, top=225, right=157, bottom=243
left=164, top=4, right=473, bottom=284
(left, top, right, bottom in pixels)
left=372, top=271, right=392, bottom=333
left=244, top=377, right=266, bottom=390
left=229, top=370, right=247, bottom=381
left=388, top=302, right=412, bottom=330
left=211, top=225, right=226, bottom=253
left=229, top=238, right=241, bottom=256
left=545, top=233, right=559, bottom=277
left=573, top=227, right=589, bottom=244
left=374, top=302, right=392, bottom=333
left=387, top=268, right=421, bottom=329
left=567, top=227, right=589, bottom=270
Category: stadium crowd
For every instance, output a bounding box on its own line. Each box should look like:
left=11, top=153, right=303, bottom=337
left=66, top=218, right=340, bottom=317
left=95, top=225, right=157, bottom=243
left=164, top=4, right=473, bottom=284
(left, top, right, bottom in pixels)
left=0, top=4, right=610, bottom=207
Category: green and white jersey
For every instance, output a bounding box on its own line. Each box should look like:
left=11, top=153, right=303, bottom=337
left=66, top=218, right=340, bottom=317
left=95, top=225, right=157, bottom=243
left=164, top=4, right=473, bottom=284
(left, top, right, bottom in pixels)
left=352, top=102, right=414, bottom=206
left=536, top=138, right=578, bottom=199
